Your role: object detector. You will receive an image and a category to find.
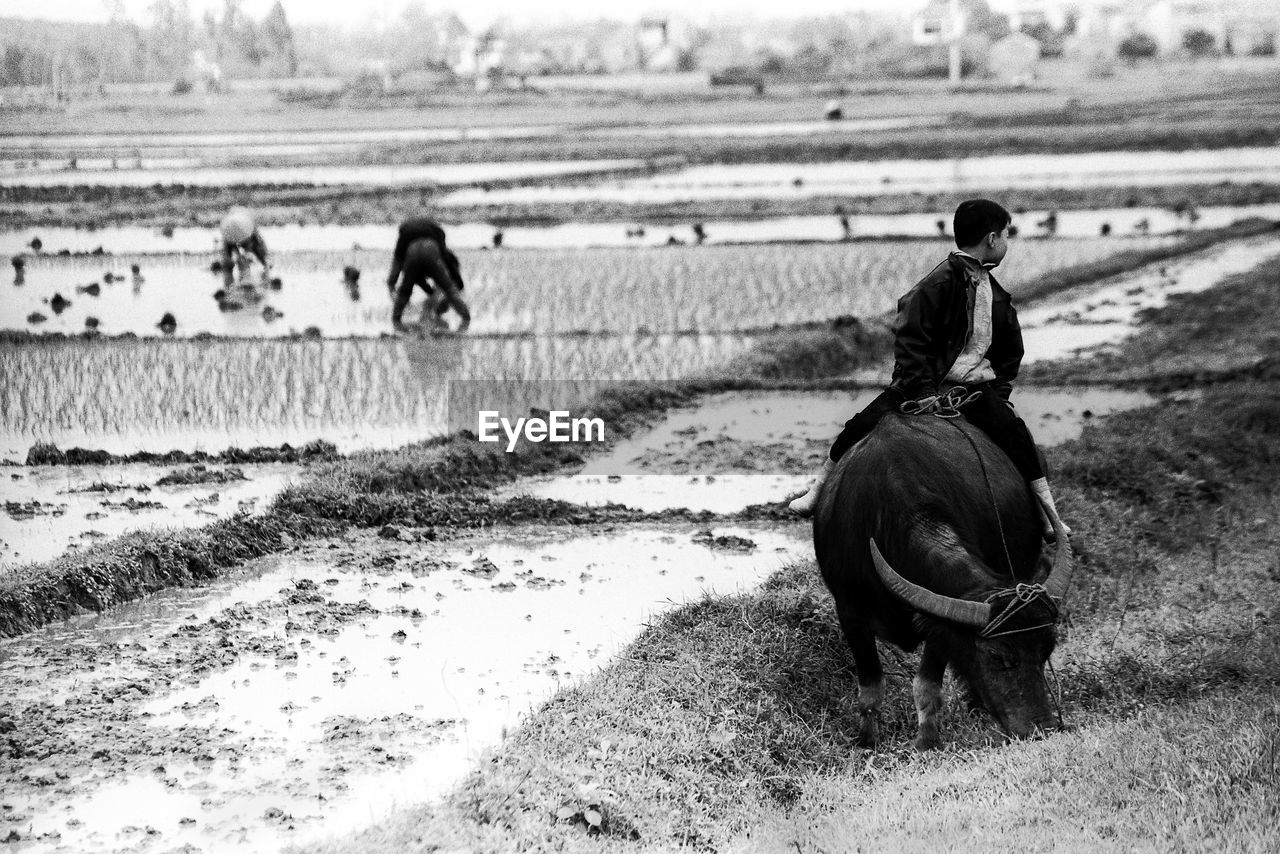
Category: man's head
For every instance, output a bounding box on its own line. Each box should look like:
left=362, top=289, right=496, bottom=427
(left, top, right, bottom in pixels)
left=954, top=199, right=1012, bottom=266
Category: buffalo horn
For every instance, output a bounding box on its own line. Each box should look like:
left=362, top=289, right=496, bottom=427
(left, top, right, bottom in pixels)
left=869, top=539, right=990, bottom=628
left=1041, top=517, right=1074, bottom=602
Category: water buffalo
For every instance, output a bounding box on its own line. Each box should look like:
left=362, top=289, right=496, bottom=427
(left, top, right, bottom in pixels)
left=813, top=410, right=1072, bottom=749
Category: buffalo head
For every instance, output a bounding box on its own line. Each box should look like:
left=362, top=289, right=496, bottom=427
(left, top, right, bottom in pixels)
left=869, top=513, right=1072, bottom=740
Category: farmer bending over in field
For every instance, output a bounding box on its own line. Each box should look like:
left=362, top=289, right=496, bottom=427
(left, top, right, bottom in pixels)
left=218, top=206, right=270, bottom=288
left=386, top=216, right=470, bottom=334
left=789, top=199, right=1070, bottom=539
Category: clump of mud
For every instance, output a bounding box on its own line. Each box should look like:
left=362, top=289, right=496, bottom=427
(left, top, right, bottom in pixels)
left=4, top=500, right=68, bottom=520
left=65, top=481, right=152, bottom=494
left=692, top=529, right=757, bottom=552
left=156, top=465, right=249, bottom=487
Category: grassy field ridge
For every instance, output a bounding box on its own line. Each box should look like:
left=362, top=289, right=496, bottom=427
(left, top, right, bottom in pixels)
left=296, top=256, right=1280, bottom=853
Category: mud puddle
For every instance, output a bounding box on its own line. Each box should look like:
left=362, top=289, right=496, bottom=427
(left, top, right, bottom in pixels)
left=1020, top=233, right=1280, bottom=362
left=501, top=387, right=1154, bottom=513
left=0, top=522, right=806, bottom=852
left=0, top=463, right=296, bottom=570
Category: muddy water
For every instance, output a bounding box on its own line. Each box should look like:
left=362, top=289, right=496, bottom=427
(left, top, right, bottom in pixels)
left=0, top=523, right=807, bottom=852
left=500, top=387, right=1155, bottom=513
left=439, top=146, right=1280, bottom=206
left=0, top=463, right=295, bottom=570
left=1021, top=233, right=1280, bottom=362
left=7, top=205, right=1265, bottom=256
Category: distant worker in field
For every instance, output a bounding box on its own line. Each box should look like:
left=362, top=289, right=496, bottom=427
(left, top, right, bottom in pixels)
left=788, top=199, right=1070, bottom=540
left=386, top=216, right=470, bottom=334
left=218, top=206, right=270, bottom=288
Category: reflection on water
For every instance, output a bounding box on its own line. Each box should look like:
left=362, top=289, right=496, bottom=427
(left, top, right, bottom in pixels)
left=5, top=206, right=1265, bottom=256
left=0, top=463, right=295, bottom=570
left=1, top=239, right=1178, bottom=338
left=440, top=147, right=1280, bottom=206
left=1, top=524, right=806, bottom=854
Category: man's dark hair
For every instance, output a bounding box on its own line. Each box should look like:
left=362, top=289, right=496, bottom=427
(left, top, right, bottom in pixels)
left=953, top=199, right=1012, bottom=249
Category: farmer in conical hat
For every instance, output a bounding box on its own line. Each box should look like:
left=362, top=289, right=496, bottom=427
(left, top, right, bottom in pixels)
left=218, top=206, right=270, bottom=288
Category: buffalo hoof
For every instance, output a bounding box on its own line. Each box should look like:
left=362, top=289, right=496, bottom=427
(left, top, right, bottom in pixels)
left=914, top=732, right=942, bottom=751
left=855, top=715, right=879, bottom=749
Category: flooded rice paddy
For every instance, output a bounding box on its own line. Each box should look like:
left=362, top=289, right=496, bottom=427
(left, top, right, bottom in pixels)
left=439, top=146, right=1280, bottom=206
left=0, top=227, right=1260, bottom=849
left=4, top=233, right=1275, bottom=572
left=3, top=206, right=1263, bottom=257
left=0, top=334, right=754, bottom=462
left=3, top=238, right=1179, bottom=338
left=0, top=522, right=807, bottom=853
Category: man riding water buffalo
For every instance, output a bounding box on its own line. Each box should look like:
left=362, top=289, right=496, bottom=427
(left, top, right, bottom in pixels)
left=813, top=410, right=1073, bottom=748
left=790, top=198, right=1069, bottom=541
left=800, top=198, right=1076, bottom=747
left=385, top=217, right=471, bottom=334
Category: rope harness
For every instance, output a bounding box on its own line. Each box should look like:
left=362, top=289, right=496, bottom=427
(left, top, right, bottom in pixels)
left=980, top=582, right=1059, bottom=638
left=899, top=386, right=1016, bottom=577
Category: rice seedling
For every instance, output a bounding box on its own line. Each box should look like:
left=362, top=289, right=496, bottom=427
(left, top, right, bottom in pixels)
left=0, top=334, right=755, bottom=458
left=4, top=238, right=1178, bottom=338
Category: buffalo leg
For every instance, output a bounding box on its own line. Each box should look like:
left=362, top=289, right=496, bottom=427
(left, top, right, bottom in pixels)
left=913, top=641, right=948, bottom=750
left=835, top=603, right=883, bottom=748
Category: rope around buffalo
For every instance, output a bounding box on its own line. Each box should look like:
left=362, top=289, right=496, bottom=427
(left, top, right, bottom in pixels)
left=901, top=387, right=1068, bottom=727
left=899, top=386, right=1017, bottom=578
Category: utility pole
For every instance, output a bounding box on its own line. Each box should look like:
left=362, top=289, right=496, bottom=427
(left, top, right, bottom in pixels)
left=949, top=0, right=962, bottom=85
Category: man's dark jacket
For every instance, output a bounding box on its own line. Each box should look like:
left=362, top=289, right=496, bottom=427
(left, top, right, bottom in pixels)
left=888, top=253, right=1024, bottom=401
left=388, top=217, right=464, bottom=290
